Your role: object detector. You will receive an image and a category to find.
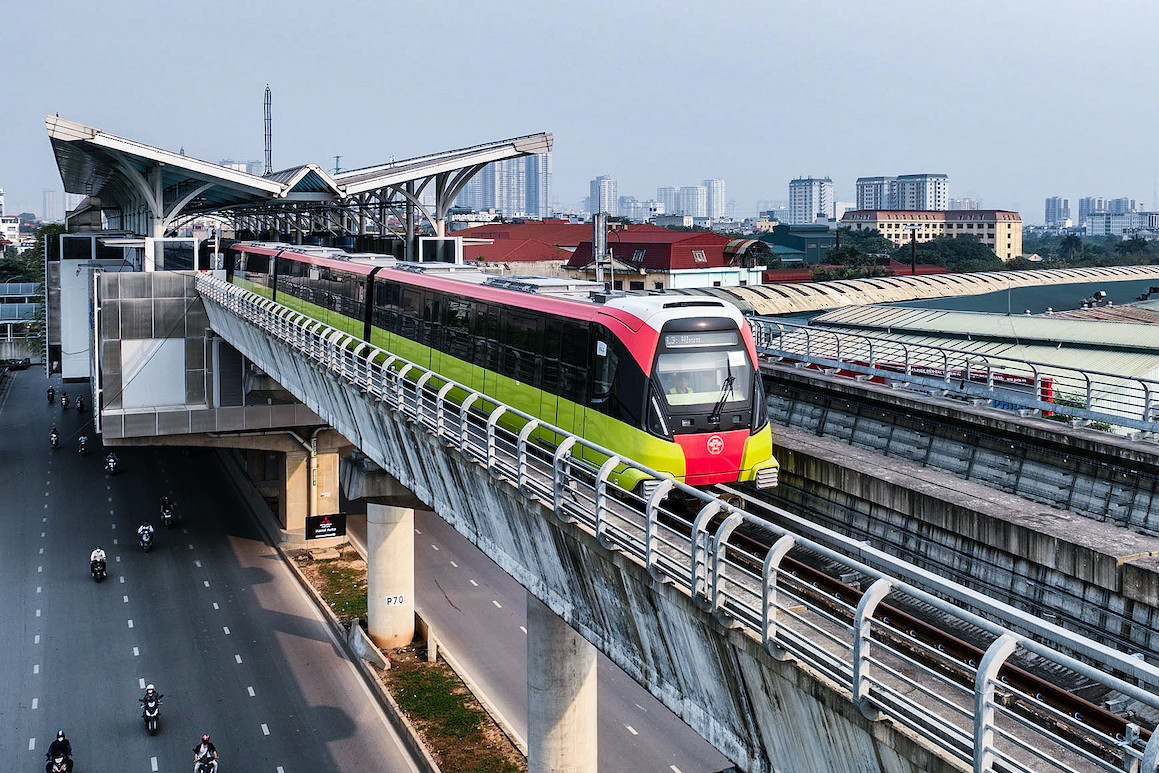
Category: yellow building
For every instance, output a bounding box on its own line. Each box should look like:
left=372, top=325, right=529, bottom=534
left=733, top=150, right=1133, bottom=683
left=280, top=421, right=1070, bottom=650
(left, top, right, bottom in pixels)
left=840, top=209, right=1023, bottom=261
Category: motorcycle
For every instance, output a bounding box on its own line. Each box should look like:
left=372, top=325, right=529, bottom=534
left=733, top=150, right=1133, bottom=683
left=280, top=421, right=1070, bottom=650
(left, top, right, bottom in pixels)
left=46, top=753, right=71, bottom=773
left=78, top=436, right=88, bottom=456
left=161, top=502, right=176, bottom=528
left=91, top=558, right=107, bottom=582
left=195, top=752, right=218, bottom=773
left=76, top=396, right=85, bottom=413
left=105, top=456, right=118, bottom=475
left=140, top=529, right=153, bottom=552
left=142, top=695, right=161, bottom=734
left=60, top=393, right=69, bottom=410
left=50, top=432, right=59, bottom=451
left=47, top=387, right=55, bottom=404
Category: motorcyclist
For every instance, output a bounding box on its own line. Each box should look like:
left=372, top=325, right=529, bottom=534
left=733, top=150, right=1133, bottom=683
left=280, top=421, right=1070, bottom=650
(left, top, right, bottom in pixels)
left=90, top=546, right=106, bottom=574
left=78, top=434, right=88, bottom=455
left=45, top=729, right=73, bottom=772
left=192, top=733, right=219, bottom=773
left=138, top=521, right=155, bottom=547
left=47, top=386, right=55, bottom=403
left=50, top=427, right=59, bottom=450
left=60, top=392, right=69, bottom=409
left=140, top=683, right=163, bottom=715
left=105, top=451, right=118, bottom=471
left=161, top=496, right=175, bottom=525
left=76, top=395, right=85, bottom=413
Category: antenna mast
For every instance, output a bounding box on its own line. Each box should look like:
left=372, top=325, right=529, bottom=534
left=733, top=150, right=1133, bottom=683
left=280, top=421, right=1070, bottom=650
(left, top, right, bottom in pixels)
left=264, top=85, right=272, bottom=175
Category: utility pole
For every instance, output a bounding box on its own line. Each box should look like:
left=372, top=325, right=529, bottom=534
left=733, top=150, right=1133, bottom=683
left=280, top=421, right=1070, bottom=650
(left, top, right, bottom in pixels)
left=333, top=156, right=341, bottom=175
left=264, top=85, right=273, bottom=176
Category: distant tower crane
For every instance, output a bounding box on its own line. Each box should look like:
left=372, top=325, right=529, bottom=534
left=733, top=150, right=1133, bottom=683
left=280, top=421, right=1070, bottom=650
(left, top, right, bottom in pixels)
left=264, top=85, right=273, bottom=176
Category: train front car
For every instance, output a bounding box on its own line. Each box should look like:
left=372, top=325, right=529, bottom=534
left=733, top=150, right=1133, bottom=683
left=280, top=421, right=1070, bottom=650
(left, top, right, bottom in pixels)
left=598, top=296, right=778, bottom=493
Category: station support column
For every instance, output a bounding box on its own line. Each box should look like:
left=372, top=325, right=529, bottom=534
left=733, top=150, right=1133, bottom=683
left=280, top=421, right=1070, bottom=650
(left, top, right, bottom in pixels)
left=366, top=502, right=416, bottom=649
left=527, top=592, right=597, bottom=773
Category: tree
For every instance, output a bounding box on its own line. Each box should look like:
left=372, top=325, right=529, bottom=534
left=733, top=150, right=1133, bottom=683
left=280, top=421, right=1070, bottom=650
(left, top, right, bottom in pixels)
left=1116, top=236, right=1150, bottom=257
left=825, top=244, right=875, bottom=267
left=1060, top=233, right=1083, bottom=261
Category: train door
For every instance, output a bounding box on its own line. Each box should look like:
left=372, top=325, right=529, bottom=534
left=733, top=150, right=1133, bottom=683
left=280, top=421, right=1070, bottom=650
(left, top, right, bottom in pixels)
left=555, top=320, right=590, bottom=440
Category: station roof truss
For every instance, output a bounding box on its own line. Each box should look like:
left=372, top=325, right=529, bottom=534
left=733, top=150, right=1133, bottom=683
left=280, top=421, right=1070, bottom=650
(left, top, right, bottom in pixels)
left=46, top=115, right=552, bottom=239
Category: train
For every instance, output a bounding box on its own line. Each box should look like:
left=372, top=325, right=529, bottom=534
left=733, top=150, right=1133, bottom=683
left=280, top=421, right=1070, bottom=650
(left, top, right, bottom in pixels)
left=223, top=242, right=778, bottom=494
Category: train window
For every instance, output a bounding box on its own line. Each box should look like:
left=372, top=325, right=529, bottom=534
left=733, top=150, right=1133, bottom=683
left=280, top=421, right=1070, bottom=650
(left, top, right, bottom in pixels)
left=444, top=298, right=473, bottom=360
left=398, top=287, right=422, bottom=340
left=244, top=252, right=270, bottom=274
left=591, top=328, right=646, bottom=427
left=372, top=281, right=401, bottom=333
left=473, top=305, right=501, bottom=370
left=559, top=322, right=589, bottom=402
left=424, top=292, right=443, bottom=351
left=542, top=318, right=562, bottom=395
left=592, top=332, right=617, bottom=403
left=502, top=312, right=540, bottom=385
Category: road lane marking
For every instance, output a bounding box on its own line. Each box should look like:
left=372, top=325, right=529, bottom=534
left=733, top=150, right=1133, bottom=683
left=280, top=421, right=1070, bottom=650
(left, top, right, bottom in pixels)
left=625, top=724, right=638, bottom=736
left=139, top=678, right=146, bottom=689
left=261, top=723, right=270, bottom=735
left=520, top=626, right=527, bottom=634
left=36, top=586, right=41, bottom=593
left=111, top=523, right=116, bottom=529
left=235, top=654, right=243, bottom=663
left=492, top=600, right=502, bottom=609
left=133, top=647, right=139, bottom=656
left=671, top=766, right=684, bottom=773
left=112, top=539, right=117, bottom=545
left=39, top=547, right=43, bottom=554
left=469, top=579, right=478, bottom=586
left=35, top=609, right=40, bottom=617
left=415, top=528, right=422, bottom=534
left=32, top=698, right=38, bottom=709
left=431, top=544, right=440, bottom=550
left=116, top=555, right=121, bottom=562
left=223, top=627, right=231, bottom=635
left=120, top=576, right=125, bottom=583
left=188, top=544, right=194, bottom=549
left=34, top=635, right=39, bottom=644
left=195, top=560, right=202, bottom=568
left=277, top=767, right=285, bottom=773
left=150, top=757, right=158, bottom=772
left=213, top=602, right=219, bottom=610
left=449, top=561, right=458, bottom=568
left=247, top=686, right=255, bottom=697
left=33, top=664, right=39, bottom=674
left=107, top=497, right=112, bottom=502
left=28, top=738, right=34, bottom=751
left=128, top=619, right=134, bottom=628
left=204, top=580, right=210, bottom=587
left=40, top=532, right=45, bottom=537
left=123, top=595, right=129, bottom=603
left=37, top=566, right=42, bottom=572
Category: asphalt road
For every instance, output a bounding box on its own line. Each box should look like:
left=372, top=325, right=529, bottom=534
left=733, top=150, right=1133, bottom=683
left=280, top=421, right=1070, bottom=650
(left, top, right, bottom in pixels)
left=1, top=370, right=421, bottom=773
left=349, top=511, right=734, bottom=773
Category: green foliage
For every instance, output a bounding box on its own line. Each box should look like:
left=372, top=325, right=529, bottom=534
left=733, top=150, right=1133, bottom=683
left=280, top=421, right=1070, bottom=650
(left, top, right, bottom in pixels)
left=314, top=561, right=368, bottom=623
left=900, top=234, right=1004, bottom=272
left=811, top=264, right=891, bottom=281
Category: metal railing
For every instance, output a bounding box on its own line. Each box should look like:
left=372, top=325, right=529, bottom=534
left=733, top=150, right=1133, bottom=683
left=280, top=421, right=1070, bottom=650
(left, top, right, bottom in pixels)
left=196, top=275, right=1159, bottom=773
left=749, top=318, right=1159, bottom=434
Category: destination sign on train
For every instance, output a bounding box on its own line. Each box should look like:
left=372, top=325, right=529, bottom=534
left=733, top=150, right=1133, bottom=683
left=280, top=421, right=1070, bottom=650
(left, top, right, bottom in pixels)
left=664, top=332, right=738, bottom=348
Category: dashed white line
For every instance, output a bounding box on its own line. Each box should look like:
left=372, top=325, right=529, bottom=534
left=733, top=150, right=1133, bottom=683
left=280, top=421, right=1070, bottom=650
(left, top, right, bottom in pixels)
left=107, top=497, right=112, bottom=502
left=235, top=654, right=243, bottom=663
left=195, top=560, right=202, bottom=568
left=415, top=528, right=422, bottom=534
left=35, top=609, right=40, bottom=617
left=203, top=580, right=210, bottom=588
left=38, top=547, right=43, bottom=554
left=212, top=602, right=219, bottom=610
left=491, top=600, right=502, bottom=609
left=469, top=579, right=478, bottom=587
left=223, top=627, right=231, bottom=635
left=519, top=626, right=527, bottom=634
left=133, top=647, right=139, bottom=657
left=33, top=664, right=39, bottom=674
left=116, top=555, right=121, bottom=562
left=139, top=678, right=146, bottom=689
left=36, top=586, right=41, bottom=594
left=625, top=724, right=639, bottom=736
left=33, top=635, right=39, bottom=644
left=40, top=532, right=45, bottom=538
left=277, top=767, right=285, bottom=773
left=449, top=561, right=458, bottom=568
left=247, top=686, right=255, bottom=697
left=127, top=619, right=134, bottom=628
left=111, top=523, right=116, bottom=529
left=37, top=566, right=42, bottom=573
left=150, top=756, right=158, bottom=772
left=28, top=738, right=34, bottom=751
left=431, top=544, right=440, bottom=551
left=261, top=723, right=270, bottom=736
left=188, top=544, right=194, bottom=549
left=31, top=698, right=38, bottom=710
left=123, top=595, right=129, bottom=603
left=670, top=766, right=684, bottom=773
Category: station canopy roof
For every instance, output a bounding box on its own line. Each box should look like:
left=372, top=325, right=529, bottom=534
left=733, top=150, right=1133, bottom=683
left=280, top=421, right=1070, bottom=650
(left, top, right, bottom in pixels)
left=46, top=115, right=552, bottom=223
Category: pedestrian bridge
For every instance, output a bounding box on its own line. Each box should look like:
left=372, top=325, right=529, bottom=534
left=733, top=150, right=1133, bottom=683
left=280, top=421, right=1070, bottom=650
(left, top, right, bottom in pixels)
left=186, top=272, right=1159, bottom=773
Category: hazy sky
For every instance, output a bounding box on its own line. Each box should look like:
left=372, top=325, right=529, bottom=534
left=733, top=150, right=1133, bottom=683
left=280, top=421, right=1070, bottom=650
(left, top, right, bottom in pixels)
left=4, top=0, right=1157, bottom=223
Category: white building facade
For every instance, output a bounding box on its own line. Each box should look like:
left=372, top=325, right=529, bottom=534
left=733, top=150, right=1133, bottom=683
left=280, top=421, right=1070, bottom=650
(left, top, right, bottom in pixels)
left=590, top=175, right=618, bottom=216
left=704, top=178, right=726, bottom=220
left=788, top=177, right=834, bottom=224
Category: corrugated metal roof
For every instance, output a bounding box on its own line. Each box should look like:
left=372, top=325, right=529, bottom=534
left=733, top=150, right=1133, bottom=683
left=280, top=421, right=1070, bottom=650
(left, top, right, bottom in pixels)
left=811, top=305, right=1159, bottom=351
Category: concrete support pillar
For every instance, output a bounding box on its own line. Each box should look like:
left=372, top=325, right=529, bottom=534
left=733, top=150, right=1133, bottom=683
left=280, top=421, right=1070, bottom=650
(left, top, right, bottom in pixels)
left=315, top=450, right=340, bottom=516
left=366, top=503, right=415, bottom=649
left=527, top=593, right=597, bottom=773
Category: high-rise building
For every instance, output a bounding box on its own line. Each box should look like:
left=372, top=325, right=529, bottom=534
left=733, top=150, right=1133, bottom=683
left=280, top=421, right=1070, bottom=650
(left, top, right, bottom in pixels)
left=1109, top=197, right=1137, bottom=215
left=1044, top=197, right=1071, bottom=226
left=789, top=177, right=834, bottom=224
left=677, top=186, right=707, bottom=218
left=454, top=152, right=552, bottom=217
left=855, top=177, right=898, bottom=210
left=42, top=189, right=59, bottom=221
left=590, top=175, right=618, bottom=216
left=703, top=179, right=726, bottom=220
left=0, top=187, right=5, bottom=216
left=656, top=187, right=678, bottom=216
left=949, top=198, right=981, bottom=210
left=1078, top=197, right=1107, bottom=224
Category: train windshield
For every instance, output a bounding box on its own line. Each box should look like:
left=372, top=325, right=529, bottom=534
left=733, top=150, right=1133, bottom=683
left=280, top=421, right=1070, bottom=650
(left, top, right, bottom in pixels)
left=656, top=339, right=752, bottom=407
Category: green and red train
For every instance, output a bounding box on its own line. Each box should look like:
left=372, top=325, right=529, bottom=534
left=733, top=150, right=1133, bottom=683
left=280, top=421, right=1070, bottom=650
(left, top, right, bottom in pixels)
left=225, top=242, right=778, bottom=493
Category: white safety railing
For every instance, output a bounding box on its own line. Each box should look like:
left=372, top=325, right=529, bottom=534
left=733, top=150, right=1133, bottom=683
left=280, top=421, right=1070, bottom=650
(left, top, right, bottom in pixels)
left=749, top=318, right=1159, bottom=434
left=197, top=275, right=1159, bottom=773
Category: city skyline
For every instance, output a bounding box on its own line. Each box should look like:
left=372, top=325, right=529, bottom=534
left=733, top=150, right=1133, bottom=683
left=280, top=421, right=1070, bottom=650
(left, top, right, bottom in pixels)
left=3, top=0, right=1157, bottom=225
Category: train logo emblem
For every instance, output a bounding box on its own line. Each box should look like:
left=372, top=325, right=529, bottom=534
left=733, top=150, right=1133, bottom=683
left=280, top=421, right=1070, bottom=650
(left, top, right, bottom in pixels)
left=707, top=435, right=724, bottom=455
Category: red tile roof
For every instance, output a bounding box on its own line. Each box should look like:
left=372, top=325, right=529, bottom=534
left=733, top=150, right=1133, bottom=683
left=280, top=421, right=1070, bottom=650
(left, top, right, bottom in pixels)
left=460, top=238, right=570, bottom=263
left=453, top=219, right=667, bottom=248
left=567, top=231, right=734, bottom=271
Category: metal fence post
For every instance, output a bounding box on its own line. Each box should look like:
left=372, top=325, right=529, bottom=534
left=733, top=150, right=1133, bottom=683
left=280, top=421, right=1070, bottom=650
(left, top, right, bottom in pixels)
left=762, top=534, right=796, bottom=660
left=690, top=500, right=726, bottom=603
left=551, top=436, right=580, bottom=521
left=852, top=578, right=892, bottom=720
left=645, top=479, right=676, bottom=582
left=974, top=634, right=1019, bottom=773
left=594, top=455, right=622, bottom=546
left=516, top=419, right=541, bottom=491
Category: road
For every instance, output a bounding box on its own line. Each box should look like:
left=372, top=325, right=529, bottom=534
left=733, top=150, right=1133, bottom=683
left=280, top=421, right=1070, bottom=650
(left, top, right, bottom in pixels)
left=0, top=370, right=421, bottom=773
left=349, top=511, right=734, bottom=773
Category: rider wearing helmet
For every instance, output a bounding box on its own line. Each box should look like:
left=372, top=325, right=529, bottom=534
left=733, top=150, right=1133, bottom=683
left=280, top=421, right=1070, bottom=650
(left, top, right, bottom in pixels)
left=45, top=729, right=73, bottom=772
left=140, top=683, right=163, bottom=704
left=192, top=733, right=218, bottom=773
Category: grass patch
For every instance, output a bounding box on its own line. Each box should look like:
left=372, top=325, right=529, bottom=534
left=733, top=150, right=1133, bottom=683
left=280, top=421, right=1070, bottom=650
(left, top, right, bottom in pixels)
left=300, top=550, right=368, bottom=624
